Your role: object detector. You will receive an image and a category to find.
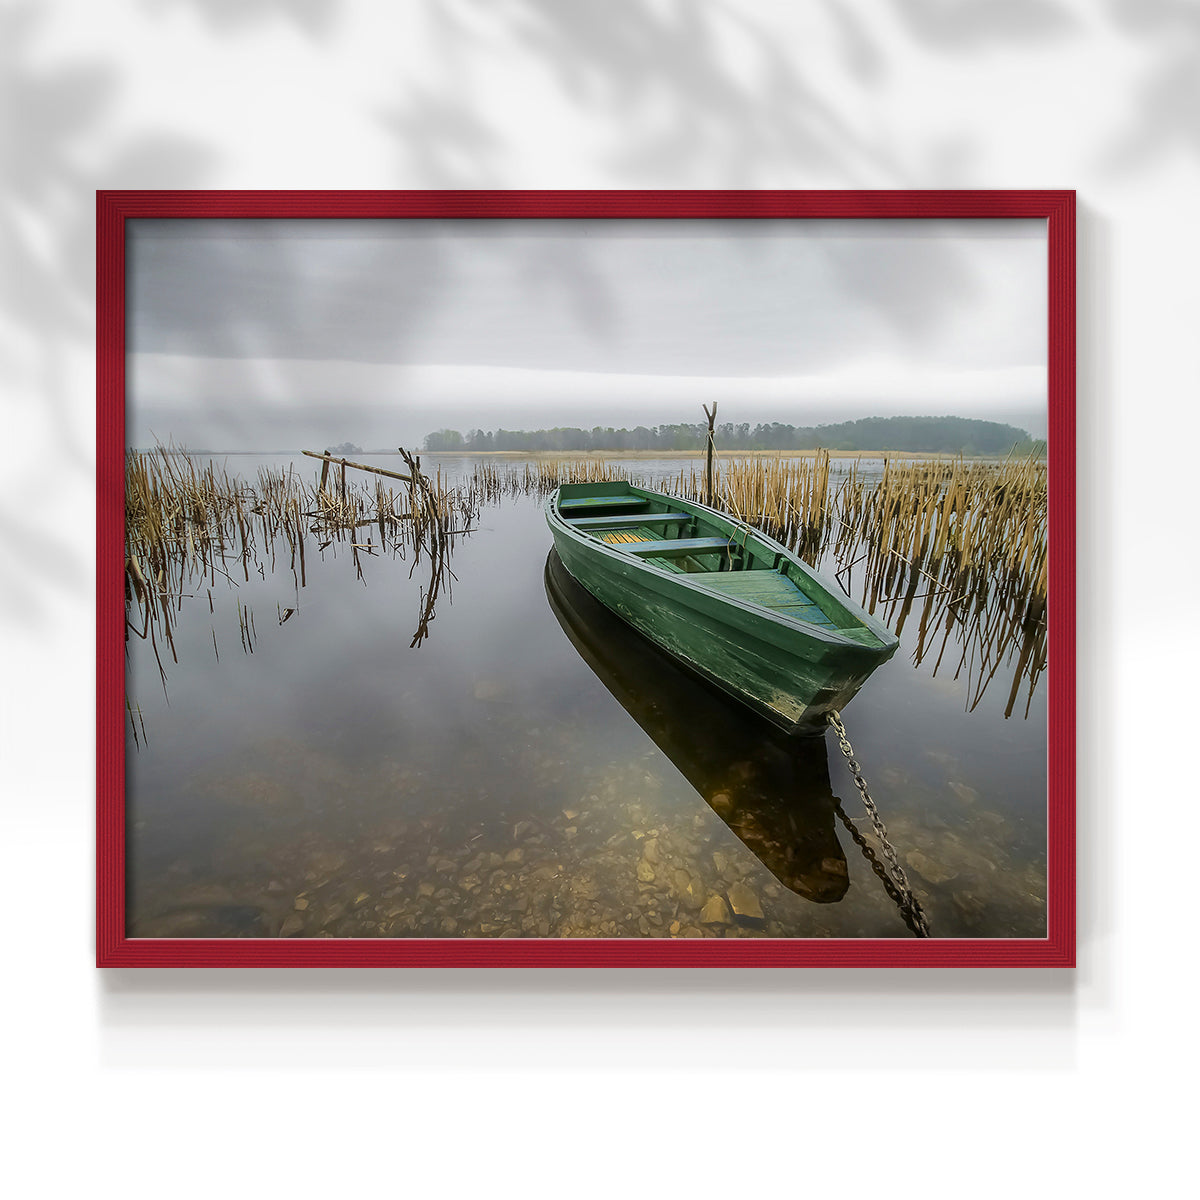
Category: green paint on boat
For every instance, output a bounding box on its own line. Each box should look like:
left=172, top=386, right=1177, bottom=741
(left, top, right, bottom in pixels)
left=545, top=481, right=899, bottom=735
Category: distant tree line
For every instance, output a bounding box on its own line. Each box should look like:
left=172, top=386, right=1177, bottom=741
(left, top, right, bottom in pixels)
left=423, top=416, right=1040, bottom=455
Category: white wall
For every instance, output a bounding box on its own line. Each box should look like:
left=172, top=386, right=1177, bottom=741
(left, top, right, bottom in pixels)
left=2, top=2, right=1194, bottom=1195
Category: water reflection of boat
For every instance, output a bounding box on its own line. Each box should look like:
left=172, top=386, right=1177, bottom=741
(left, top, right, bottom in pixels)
left=545, top=550, right=849, bottom=903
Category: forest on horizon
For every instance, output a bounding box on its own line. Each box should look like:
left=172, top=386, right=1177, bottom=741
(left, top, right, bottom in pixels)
left=422, top=415, right=1042, bottom=455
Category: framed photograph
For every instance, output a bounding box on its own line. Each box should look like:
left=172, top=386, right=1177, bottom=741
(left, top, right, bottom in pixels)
left=97, top=190, right=1074, bottom=967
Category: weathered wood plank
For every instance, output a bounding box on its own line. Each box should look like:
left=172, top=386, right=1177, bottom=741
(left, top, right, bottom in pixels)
left=599, top=530, right=650, bottom=544
left=301, top=449, right=413, bottom=484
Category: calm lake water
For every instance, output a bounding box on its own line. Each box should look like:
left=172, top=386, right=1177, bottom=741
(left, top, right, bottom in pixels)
left=126, top=454, right=1047, bottom=940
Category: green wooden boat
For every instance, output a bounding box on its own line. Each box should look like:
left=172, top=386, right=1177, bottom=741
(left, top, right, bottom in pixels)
left=545, top=481, right=898, bottom=735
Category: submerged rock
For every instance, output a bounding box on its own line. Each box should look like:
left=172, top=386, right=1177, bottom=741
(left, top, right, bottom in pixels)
left=308, top=851, right=347, bottom=875
left=699, top=895, right=733, bottom=927
left=709, top=792, right=734, bottom=816
left=726, top=882, right=765, bottom=926
left=948, top=781, right=980, bottom=805
left=906, top=850, right=959, bottom=886
left=671, top=868, right=705, bottom=911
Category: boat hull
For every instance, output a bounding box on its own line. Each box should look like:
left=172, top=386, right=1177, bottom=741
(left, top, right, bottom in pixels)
left=546, top=485, right=897, bottom=735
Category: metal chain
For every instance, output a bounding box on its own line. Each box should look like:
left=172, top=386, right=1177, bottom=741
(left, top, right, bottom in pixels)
left=828, top=802, right=908, bottom=916
left=827, top=710, right=931, bottom=938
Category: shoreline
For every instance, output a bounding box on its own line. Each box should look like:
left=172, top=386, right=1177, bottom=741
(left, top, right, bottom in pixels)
left=140, top=447, right=1041, bottom=462
left=417, top=448, right=1028, bottom=461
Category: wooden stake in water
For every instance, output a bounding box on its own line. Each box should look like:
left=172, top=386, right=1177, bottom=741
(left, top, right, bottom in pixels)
left=702, top=402, right=717, bottom=507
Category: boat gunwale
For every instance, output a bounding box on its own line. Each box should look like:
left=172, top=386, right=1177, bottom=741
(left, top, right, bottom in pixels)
left=545, top=484, right=897, bottom=653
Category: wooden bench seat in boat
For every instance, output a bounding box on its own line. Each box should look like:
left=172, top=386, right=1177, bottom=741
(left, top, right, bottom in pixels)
left=618, top=536, right=734, bottom=559
left=688, top=569, right=838, bottom=627
left=557, top=495, right=647, bottom=512
left=566, top=511, right=690, bottom=529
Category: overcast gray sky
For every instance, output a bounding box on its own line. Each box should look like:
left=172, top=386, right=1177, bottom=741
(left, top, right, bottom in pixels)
left=126, top=218, right=1047, bottom=449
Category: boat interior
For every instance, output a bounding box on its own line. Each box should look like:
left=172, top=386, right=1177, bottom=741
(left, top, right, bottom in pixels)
left=557, top=486, right=840, bottom=629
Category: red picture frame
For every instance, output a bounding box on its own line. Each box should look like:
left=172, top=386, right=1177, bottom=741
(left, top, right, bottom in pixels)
left=97, top=189, right=1075, bottom=967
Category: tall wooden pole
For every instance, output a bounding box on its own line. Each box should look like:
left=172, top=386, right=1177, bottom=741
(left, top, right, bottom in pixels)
left=702, top=403, right=717, bottom=507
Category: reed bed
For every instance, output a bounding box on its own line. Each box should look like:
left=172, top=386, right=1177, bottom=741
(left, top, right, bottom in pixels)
left=831, top=453, right=1047, bottom=600
left=668, top=451, right=1046, bottom=609
left=125, top=447, right=467, bottom=691
left=828, top=452, right=1049, bottom=715
left=462, top=457, right=639, bottom=506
